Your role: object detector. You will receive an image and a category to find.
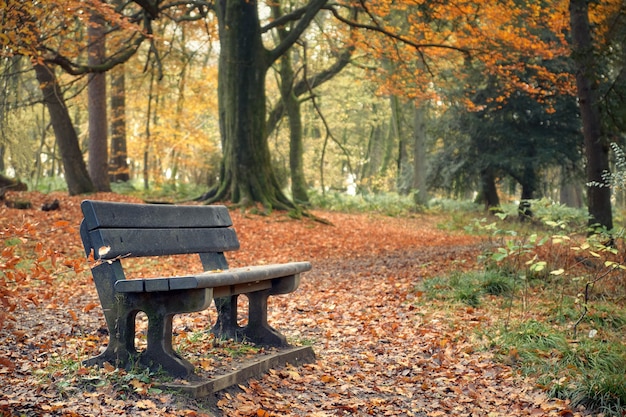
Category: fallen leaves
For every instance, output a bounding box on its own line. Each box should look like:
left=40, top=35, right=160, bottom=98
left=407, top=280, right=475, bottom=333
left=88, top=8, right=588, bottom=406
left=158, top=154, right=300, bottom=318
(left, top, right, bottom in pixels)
left=0, top=191, right=589, bottom=416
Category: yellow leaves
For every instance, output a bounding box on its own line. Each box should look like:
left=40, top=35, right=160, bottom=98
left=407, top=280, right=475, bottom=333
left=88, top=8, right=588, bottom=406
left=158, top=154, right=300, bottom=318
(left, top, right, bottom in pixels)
left=102, top=361, right=116, bottom=373
left=279, top=367, right=301, bottom=381
left=320, top=374, right=337, bottom=384
left=82, top=302, right=99, bottom=313
left=131, top=380, right=152, bottom=396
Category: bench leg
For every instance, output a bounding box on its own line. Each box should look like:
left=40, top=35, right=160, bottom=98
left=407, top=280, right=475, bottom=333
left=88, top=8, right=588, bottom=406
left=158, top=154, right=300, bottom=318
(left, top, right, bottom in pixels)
left=244, top=289, right=288, bottom=347
left=211, top=295, right=243, bottom=341
left=136, top=290, right=211, bottom=378
left=84, top=308, right=138, bottom=370
left=84, top=264, right=139, bottom=370
left=211, top=292, right=290, bottom=347
left=140, top=312, right=195, bottom=378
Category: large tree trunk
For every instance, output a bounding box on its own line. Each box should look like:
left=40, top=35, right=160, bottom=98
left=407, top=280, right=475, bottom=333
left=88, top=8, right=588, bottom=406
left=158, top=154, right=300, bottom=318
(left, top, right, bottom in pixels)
left=198, top=0, right=327, bottom=209
left=478, top=167, right=500, bottom=210
left=110, top=65, right=130, bottom=182
left=570, top=0, right=613, bottom=230
left=33, top=63, right=94, bottom=195
left=211, top=0, right=294, bottom=210
left=87, top=13, right=111, bottom=192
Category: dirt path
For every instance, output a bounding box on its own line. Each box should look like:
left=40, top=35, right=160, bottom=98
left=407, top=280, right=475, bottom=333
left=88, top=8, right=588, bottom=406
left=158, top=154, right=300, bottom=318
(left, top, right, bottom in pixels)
left=0, top=192, right=581, bottom=416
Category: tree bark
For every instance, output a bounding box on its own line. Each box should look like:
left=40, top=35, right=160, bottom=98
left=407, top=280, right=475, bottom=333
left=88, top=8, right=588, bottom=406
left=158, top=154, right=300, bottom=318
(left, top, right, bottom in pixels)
left=110, top=65, right=130, bottom=182
left=570, top=0, right=613, bottom=230
left=213, top=0, right=286, bottom=208
left=478, top=167, right=500, bottom=210
left=272, top=3, right=309, bottom=204
left=412, top=103, right=429, bottom=205
left=88, top=13, right=111, bottom=192
left=284, top=59, right=309, bottom=204
left=208, top=0, right=327, bottom=210
left=518, top=145, right=537, bottom=220
left=33, top=63, right=94, bottom=195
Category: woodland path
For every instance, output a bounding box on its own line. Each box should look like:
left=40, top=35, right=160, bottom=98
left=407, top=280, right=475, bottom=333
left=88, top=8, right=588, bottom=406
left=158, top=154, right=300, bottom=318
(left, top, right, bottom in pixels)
left=0, top=192, right=582, bottom=416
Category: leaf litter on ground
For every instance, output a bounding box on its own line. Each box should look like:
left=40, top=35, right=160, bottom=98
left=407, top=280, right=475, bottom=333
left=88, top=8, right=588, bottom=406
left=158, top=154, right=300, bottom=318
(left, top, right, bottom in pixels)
left=0, top=191, right=586, bottom=416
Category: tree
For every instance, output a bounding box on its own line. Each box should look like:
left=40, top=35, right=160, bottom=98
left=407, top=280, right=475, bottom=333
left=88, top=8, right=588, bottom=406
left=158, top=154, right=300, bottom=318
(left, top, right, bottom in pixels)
left=88, top=12, right=111, bottom=192
left=34, top=63, right=95, bottom=195
left=198, top=0, right=328, bottom=210
left=1, top=0, right=145, bottom=194
left=570, top=0, right=613, bottom=230
left=109, top=65, right=130, bottom=182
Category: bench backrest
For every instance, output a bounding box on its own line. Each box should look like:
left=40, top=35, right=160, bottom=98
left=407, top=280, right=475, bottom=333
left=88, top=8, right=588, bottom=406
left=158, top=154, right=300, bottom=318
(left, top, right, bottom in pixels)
left=80, top=200, right=240, bottom=264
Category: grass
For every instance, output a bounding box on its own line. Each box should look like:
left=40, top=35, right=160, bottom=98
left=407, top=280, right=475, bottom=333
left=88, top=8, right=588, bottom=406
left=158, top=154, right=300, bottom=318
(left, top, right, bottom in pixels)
left=419, top=270, right=515, bottom=307
left=307, top=190, right=419, bottom=216
left=114, top=180, right=207, bottom=203
left=412, top=197, right=626, bottom=415
left=418, top=263, right=626, bottom=415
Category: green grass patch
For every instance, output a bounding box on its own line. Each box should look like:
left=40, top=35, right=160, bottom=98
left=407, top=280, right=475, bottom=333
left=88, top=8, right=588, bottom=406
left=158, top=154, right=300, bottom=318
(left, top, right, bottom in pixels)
left=417, top=264, right=626, bottom=416
left=308, top=190, right=417, bottom=216
left=118, top=180, right=207, bottom=203
left=418, top=270, right=514, bottom=307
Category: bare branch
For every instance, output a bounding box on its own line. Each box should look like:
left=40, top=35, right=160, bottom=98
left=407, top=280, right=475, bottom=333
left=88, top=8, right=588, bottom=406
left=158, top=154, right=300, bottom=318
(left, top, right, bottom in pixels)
left=326, top=3, right=471, bottom=58
left=268, top=0, right=328, bottom=66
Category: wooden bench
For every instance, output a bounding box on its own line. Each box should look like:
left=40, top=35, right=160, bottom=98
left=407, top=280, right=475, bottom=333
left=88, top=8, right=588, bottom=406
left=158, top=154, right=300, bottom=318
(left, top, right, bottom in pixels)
left=79, top=200, right=311, bottom=378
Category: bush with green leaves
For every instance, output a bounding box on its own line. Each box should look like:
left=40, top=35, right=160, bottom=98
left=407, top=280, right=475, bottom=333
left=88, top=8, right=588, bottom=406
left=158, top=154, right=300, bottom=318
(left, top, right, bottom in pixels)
left=307, top=189, right=417, bottom=216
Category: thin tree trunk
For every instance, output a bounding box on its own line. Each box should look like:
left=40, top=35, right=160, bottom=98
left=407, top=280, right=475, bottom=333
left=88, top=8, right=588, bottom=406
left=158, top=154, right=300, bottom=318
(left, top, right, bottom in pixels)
left=33, top=63, right=94, bottom=195
left=110, top=65, right=129, bottom=182
left=143, top=67, right=156, bottom=191
left=271, top=2, right=309, bottom=204
left=88, top=13, right=111, bottom=192
left=412, top=102, right=429, bottom=205
left=570, top=0, right=613, bottom=230
left=518, top=145, right=537, bottom=220
left=560, top=166, right=583, bottom=208
left=285, top=75, right=309, bottom=203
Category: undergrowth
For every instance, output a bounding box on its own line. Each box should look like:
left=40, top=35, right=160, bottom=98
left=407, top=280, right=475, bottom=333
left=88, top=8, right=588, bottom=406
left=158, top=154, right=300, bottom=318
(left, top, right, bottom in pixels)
left=417, top=201, right=626, bottom=416
left=307, top=190, right=418, bottom=216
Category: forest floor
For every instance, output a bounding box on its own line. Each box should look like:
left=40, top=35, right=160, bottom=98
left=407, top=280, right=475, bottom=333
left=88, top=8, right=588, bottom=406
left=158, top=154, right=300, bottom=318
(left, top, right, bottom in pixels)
left=0, top=191, right=590, bottom=416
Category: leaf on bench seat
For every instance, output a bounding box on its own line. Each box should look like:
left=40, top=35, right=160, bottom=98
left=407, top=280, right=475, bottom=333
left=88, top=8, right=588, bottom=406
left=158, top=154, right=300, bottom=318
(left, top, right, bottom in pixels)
left=98, top=246, right=111, bottom=257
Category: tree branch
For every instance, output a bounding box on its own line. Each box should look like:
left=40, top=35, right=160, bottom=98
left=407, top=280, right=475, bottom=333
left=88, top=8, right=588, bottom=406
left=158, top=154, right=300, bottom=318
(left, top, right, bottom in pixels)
left=43, top=33, right=145, bottom=75
left=262, top=3, right=311, bottom=33
left=266, top=45, right=353, bottom=137
left=326, top=3, right=471, bottom=58
left=268, top=0, right=328, bottom=66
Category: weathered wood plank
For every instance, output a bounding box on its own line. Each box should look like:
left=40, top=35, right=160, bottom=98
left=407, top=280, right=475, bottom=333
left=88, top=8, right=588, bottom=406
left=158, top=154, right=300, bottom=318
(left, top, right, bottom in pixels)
left=81, top=200, right=233, bottom=230
left=161, top=345, right=316, bottom=398
left=113, top=262, right=311, bottom=293
left=85, top=227, right=240, bottom=259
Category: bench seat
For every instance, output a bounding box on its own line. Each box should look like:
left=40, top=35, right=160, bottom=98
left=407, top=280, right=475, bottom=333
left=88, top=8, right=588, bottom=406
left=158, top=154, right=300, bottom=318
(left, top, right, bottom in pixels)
left=114, top=262, right=311, bottom=293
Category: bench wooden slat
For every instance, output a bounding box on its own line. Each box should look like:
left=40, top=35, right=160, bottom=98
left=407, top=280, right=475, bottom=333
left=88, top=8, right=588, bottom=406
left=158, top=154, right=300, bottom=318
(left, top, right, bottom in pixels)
left=212, top=280, right=273, bottom=298
left=114, top=262, right=312, bottom=293
left=196, top=262, right=311, bottom=288
left=81, top=200, right=233, bottom=230
left=86, top=227, right=240, bottom=259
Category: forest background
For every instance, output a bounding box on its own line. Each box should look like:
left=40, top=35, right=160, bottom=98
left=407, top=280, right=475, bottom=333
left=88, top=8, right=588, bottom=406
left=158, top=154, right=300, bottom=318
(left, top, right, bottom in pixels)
left=0, top=0, right=624, bottom=227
